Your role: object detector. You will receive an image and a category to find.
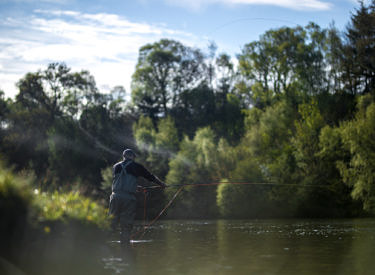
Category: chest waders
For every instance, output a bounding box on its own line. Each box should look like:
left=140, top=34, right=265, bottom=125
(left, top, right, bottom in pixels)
left=109, top=161, right=137, bottom=244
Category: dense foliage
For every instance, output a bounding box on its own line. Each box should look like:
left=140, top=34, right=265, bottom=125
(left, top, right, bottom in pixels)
left=1, top=1, right=375, bottom=219
left=0, top=163, right=109, bottom=266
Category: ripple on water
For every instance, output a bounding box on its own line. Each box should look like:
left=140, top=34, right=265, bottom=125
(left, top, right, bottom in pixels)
left=102, top=257, right=129, bottom=274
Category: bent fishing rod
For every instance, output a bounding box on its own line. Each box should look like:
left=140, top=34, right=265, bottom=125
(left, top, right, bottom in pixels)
left=139, top=181, right=332, bottom=190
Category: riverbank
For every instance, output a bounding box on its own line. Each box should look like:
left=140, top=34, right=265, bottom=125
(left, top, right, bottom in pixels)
left=1, top=161, right=374, bottom=274
left=0, top=164, right=110, bottom=274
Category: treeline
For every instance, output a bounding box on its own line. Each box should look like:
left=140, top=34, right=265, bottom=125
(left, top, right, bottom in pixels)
left=1, top=2, right=375, bottom=218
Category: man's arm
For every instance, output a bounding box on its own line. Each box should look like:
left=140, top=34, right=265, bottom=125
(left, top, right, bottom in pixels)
left=128, top=162, right=166, bottom=188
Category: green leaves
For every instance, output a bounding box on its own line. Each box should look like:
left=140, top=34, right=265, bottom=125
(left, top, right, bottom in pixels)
left=340, top=1, right=375, bottom=94
left=133, top=116, right=179, bottom=178
left=238, top=22, right=334, bottom=100
left=35, top=190, right=109, bottom=229
left=132, top=39, right=205, bottom=118
left=1, top=2, right=375, bottom=220
left=338, top=95, right=375, bottom=212
left=0, top=163, right=109, bottom=235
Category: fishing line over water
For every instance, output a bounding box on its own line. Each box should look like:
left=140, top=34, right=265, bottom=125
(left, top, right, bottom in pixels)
left=132, top=181, right=332, bottom=240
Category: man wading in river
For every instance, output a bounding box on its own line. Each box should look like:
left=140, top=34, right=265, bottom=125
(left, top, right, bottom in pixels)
left=109, top=149, right=166, bottom=244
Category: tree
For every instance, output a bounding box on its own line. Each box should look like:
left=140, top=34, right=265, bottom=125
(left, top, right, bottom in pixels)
left=238, top=23, right=332, bottom=101
left=2, top=93, right=52, bottom=175
left=5, top=63, right=100, bottom=176
left=292, top=101, right=334, bottom=216
left=244, top=100, right=296, bottom=167
left=340, top=1, right=375, bottom=95
left=166, top=127, right=219, bottom=218
left=213, top=93, right=244, bottom=144
left=326, top=23, right=345, bottom=92
left=152, top=117, right=179, bottom=177
left=292, top=100, right=358, bottom=217
left=318, top=125, right=361, bottom=216
left=293, top=101, right=325, bottom=182
left=2, top=63, right=133, bottom=191
left=338, top=95, right=375, bottom=213
left=132, top=40, right=243, bottom=144
left=131, top=39, right=206, bottom=119
left=17, top=63, right=99, bottom=120
left=0, top=91, right=11, bottom=164
left=107, top=86, right=127, bottom=119
left=170, top=84, right=216, bottom=138
left=0, top=90, right=10, bottom=136
left=213, top=54, right=245, bottom=144
left=133, top=116, right=179, bottom=179
left=230, top=100, right=298, bottom=217
left=216, top=157, right=268, bottom=218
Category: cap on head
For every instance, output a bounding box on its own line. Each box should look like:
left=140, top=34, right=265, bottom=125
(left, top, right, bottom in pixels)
left=123, top=149, right=136, bottom=159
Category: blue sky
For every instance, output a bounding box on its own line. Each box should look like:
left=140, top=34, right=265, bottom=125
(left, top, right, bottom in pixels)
left=0, top=0, right=363, bottom=98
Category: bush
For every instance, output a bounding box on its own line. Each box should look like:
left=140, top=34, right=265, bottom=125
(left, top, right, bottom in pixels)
left=217, top=183, right=273, bottom=218
left=0, top=163, right=110, bottom=259
left=0, top=166, right=34, bottom=257
left=34, top=190, right=110, bottom=230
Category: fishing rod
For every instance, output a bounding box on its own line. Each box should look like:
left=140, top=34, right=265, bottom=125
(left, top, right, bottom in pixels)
left=131, top=185, right=184, bottom=240
left=139, top=181, right=332, bottom=190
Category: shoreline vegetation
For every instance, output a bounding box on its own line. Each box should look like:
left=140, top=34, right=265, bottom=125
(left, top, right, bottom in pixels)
left=0, top=164, right=111, bottom=274
left=0, top=162, right=109, bottom=229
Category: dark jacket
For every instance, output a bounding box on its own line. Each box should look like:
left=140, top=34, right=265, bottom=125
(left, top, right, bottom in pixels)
left=113, top=159, right=162, bottom=185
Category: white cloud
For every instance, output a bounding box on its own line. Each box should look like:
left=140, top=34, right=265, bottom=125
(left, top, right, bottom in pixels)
left=165, top=0, right=333, bottom=11
left=346, top=0, right=370, bottom=4
left=0, top=0, right=68, bottom=3
left=0, top=9, right=199, bottom=97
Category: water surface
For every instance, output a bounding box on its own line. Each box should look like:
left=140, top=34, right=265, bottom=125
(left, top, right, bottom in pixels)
left=9, top=219, right=375, bottom=274
left=103, top=219, right=375, bottom=275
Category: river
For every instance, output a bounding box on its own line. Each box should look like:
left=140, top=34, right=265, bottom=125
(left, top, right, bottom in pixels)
left=10, top=219, right=375, bottom=275
left=102, top=219, right=375, bottom=275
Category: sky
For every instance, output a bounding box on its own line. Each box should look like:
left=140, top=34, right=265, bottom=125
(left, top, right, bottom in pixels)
left=0, top=0, right=364, bottom=98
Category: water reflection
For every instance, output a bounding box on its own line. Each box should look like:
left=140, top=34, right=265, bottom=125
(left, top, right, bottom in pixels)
left=10, top=219, right=375, bottom=274
left=103, top=244, right=136, bottom=274
left=106, top=219, right=375, bottom=275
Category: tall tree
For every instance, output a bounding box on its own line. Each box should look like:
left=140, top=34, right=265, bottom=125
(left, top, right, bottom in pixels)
left=170, top=84, right=216, bottom=138
left=238, top=23, right=332, bottom=102
left=166, top=127, right=219, bottom=218
left=341, top=0, right=375, bottom=95
left=338, top=95, right=375, bottom=213
left=1, top=63, right=132, bottom=186
left=131, top=39, right=206, bottom=120
left=16, top=63, right=99, bottom=120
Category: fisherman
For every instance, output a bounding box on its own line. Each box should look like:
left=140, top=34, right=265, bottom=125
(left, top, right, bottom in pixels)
left=109, top=149, right=166, bottom=244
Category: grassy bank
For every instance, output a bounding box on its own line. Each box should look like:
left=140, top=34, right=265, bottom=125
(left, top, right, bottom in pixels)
left=0, top=163, right=110, bottom=274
